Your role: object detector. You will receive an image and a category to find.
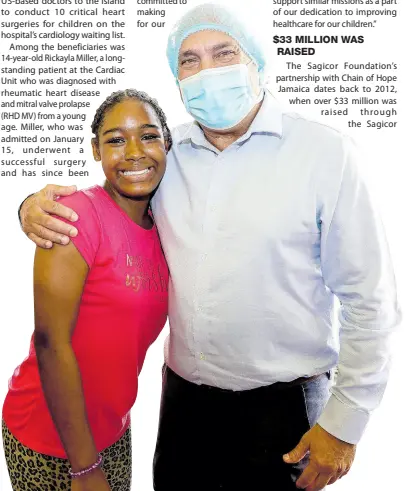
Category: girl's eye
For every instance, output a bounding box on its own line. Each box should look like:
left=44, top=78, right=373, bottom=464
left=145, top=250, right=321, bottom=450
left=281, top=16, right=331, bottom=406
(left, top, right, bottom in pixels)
left=142, top=134, right=159, bottom=141
left=106, top=137, right=124, bottom=144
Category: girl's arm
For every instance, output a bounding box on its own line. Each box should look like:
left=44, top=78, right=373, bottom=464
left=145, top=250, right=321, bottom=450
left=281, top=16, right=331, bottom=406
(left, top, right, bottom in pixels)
left=34, top=242, right=110, bottom=490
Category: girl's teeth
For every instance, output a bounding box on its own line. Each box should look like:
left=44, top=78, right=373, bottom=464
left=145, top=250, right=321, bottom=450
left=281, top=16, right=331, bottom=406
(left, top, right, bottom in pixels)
left=122, top=169, right=150, bottom=176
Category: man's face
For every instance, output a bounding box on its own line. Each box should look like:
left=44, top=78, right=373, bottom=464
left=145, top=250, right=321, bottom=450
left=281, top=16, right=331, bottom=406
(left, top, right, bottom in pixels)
left=176, top=30, right=262, bottom=130
left=178, top=30, right=252, bottom=81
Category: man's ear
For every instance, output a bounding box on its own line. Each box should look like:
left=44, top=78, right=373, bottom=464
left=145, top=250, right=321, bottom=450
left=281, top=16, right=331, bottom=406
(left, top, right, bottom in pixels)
left=178, top=84, right=184, bottom=103
left=246, top=59, right=261, bottom=97
left=91, top=138, right=101, bottom=161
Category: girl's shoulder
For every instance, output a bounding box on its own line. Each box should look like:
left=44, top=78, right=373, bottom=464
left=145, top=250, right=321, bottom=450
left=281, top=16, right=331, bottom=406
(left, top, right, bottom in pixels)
left=57, top=185, right=103, bottom=213
left=56, top=186, right=105, bottom=268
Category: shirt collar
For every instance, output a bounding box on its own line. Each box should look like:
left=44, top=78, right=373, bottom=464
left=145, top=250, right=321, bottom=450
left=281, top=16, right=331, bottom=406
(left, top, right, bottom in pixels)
left=239, top=90, right=283, bottom=141
left=177, top=89, right=283, bottom=149
left=178, top=119, right=214, bottom=149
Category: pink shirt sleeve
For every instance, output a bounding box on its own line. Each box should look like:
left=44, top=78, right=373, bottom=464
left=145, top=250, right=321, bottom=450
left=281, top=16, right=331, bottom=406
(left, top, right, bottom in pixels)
left=56, top=190, right=102, bottom=268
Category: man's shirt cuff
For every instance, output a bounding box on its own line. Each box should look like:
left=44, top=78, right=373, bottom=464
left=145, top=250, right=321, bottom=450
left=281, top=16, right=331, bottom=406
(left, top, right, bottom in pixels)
left=317, top=393, right=370, bottom=444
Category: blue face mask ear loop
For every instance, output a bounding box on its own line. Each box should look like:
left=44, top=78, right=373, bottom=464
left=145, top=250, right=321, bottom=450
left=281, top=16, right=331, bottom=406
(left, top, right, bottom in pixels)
left=244, top=59, right=265, bottom=102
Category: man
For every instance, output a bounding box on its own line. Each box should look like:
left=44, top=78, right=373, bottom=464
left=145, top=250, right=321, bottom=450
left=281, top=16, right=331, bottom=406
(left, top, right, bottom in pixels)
left=18, top=4, right=400, bottom=491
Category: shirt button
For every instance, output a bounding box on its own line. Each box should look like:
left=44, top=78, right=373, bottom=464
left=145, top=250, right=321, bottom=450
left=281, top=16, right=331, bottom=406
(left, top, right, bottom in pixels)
left=200, top=352, right=206, bottom=360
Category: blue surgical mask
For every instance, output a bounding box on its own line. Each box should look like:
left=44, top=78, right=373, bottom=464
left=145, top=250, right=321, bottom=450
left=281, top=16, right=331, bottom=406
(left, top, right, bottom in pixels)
left=179, top=63, right=262, bottom=130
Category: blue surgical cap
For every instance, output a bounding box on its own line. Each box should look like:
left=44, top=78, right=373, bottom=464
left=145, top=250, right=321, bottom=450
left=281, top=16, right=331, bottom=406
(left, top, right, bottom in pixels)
left=166, top=3, right=266, bottom=83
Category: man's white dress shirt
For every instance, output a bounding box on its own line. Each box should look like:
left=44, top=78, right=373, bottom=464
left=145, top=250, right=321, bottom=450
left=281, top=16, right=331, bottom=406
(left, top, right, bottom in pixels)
left=152, top=91, right=400, bottom=444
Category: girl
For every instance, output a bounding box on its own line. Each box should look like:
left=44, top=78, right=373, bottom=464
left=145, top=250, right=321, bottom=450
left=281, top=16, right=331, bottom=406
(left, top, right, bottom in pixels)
left=2, top=89, right=171, bottom=491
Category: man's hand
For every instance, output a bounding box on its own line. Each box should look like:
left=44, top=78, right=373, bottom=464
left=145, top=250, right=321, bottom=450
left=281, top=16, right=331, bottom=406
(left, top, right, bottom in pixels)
left=283, top=424, right=356, bottom=491
left=71, top=468, right=112, bottom=491
left=20, top=184, right=79, bottom=248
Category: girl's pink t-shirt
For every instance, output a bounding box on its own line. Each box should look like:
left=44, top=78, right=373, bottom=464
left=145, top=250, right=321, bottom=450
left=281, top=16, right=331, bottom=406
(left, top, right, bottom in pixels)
left=3, top=185, right=169, bottom=457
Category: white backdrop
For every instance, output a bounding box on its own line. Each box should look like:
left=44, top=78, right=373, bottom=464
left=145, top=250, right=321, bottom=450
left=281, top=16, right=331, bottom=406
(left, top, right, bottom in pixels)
left=0, top=0, right=404, bottom=489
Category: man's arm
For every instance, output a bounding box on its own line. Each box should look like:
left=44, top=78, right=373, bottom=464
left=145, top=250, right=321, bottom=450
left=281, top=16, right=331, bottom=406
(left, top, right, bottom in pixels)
left=317, top=137, right=400, bottom=443
left=19, top=184, right=79, bottom=248
left=284, top=137, right=401, bottom=490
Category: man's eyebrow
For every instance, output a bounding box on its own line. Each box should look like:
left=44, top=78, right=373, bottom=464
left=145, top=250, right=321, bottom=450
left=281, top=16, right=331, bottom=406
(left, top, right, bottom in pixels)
left=179, top=49, right=199, bottom=58
left=102, top=124, right=160, bottom=136
left=211, top=42, right=238, bottom=52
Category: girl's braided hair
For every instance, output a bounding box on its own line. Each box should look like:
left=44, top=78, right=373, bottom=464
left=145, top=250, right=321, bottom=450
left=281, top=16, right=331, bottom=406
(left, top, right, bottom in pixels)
left=91, top=89, right=172, bottom=151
